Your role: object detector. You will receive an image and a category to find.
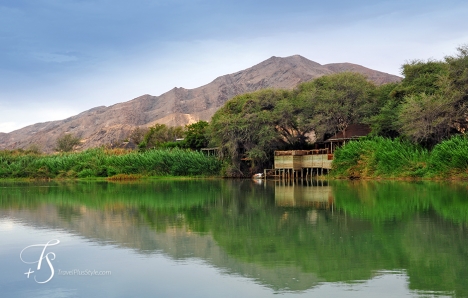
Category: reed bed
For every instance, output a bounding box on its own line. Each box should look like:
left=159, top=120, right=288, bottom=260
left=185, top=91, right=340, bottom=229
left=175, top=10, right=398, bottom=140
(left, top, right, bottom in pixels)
left=330, top=136, right=468, bottom=179
left=427, top=135, right=468, bottom=177
left=0, top=148, right=221, bottom=179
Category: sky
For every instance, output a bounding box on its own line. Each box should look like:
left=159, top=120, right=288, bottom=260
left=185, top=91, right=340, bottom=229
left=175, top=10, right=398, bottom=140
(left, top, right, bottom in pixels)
left=1, top=0, right=467, bottom=133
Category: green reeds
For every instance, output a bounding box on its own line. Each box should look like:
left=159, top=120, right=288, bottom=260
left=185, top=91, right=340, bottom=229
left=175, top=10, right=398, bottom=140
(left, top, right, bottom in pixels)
left=0, top=148, right=221, bottom=179
left=333, top=137, right=429, bottom=178
left=333, top=135, right=468, bottom=179
left=427, top=135, right=468, bottom=177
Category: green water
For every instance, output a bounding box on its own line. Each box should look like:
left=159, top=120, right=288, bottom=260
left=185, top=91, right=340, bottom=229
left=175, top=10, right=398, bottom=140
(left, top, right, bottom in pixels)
left=1, top=179, right=467, bottom=297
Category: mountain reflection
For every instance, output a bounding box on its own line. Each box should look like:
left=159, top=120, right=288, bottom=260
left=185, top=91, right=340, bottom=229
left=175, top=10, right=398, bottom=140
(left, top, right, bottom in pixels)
left=1, top=180, right=468, bottom=295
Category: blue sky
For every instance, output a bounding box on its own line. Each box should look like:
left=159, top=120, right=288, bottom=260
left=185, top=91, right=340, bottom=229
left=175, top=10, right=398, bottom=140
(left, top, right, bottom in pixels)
left=1, top=0, right=467, bottom=132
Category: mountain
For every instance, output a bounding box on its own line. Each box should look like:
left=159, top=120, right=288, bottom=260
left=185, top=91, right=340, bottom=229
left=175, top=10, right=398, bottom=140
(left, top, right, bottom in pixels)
left=0, top=55, right=401, bottom=152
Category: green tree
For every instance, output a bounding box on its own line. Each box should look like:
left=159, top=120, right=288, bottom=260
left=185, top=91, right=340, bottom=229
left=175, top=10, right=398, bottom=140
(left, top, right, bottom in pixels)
left=184, top=121, right=209, bottom=150
left=56, top=134, right=81, bottom=152
left=140, top=124, right=185, bottom=149
left=300, top=72, right=378, bottom=140
left=394, top=51, right=467, bottom=146
left=209, top=89, right=296, bottom=175
left=367, top=83, right=401, bottom=138
left=398, top=92, right=454, bottom=146
left=369, top=59, right=452, bottom=144
left=444, top=44, right=468, bottom=133
left=397, top=59, right=448, bottom=97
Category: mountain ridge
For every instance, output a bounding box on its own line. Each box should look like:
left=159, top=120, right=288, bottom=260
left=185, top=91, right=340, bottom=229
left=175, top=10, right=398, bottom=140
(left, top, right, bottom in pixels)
left=0, top=55, right=401, bottom=152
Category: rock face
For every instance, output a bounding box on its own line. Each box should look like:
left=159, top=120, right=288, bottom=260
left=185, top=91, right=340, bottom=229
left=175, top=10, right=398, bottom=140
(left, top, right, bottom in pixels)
left=0, top=55, right=401, bottom=152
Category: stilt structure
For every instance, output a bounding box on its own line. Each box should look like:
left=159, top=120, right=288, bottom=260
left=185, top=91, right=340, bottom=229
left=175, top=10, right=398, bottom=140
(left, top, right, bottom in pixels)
left=271, top=149, right=333, bottom=181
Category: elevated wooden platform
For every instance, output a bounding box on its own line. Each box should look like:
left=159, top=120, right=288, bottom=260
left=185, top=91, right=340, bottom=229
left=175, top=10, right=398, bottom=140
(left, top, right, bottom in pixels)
left=271, top=150, right=333, bottom=180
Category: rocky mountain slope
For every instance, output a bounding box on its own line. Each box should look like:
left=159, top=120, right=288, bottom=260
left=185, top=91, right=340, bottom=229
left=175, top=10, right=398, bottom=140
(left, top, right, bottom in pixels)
left=0, top=55, right=401, bottom=152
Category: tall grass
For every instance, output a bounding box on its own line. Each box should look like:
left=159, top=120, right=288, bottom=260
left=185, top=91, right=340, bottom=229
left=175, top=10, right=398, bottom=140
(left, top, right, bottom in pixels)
left=333, top=135, right=468, bottom=179
left=427, top=135, right=468, bottom=177
left=0, top=148, right=221, bottom=179
left=333, top=137, right=429, bottom=178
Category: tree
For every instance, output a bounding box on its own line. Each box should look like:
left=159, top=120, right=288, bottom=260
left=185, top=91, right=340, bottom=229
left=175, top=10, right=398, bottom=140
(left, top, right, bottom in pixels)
left=129, top=126, right=148, bottom=144
left=393, top=49, right=467, bottom=146
left=398, top=93, right=454, bottom=146
left=209, top=89, right=295, bottom=175
left=26, top=144, right=42, bottom=154
left=56, top=134, right=81, bottom=152
left=445, top=44, right=468, bottom=133
left=300, top=72, right=378, bottom=140
left=140, top=124, right=185, bottom=149
left=184, top=121, right=209, bottom=150
left=367, top=83, right=401, bottom=138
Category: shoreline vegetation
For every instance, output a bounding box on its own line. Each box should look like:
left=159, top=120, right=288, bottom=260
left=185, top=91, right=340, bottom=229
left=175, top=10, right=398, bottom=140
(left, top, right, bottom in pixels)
left=2, top=136, right=468, bottom=181
left=332, top=135, right=468, bottom=180
left=0, top=148, right=221, bottom=180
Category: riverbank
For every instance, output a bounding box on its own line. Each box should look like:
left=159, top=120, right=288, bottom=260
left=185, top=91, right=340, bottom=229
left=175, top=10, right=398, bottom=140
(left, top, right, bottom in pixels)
left=331, top=135, right=468, bottom=180
left=2, top=136, right=468, bottom=181
left=0, top=148, right=222, bottom=179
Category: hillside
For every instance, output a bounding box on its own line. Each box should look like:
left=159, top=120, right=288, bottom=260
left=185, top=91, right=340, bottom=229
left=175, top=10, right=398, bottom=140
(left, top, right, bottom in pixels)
left=0, top=55, right=401, bottom=152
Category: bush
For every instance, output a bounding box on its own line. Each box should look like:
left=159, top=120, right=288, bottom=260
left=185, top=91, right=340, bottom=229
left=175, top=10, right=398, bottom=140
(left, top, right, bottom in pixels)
left=56, top=134, right=81, bottom=152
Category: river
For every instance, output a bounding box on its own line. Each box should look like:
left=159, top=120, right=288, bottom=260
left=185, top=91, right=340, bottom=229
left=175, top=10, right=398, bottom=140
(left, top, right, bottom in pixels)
left=1, top=179, right=466, bottom=297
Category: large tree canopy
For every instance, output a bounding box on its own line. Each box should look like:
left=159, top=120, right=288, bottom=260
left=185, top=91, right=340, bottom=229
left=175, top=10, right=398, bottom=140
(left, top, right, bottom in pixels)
left=370, top=60, right=450, bottom=142
left=367, top=45, right=468, bottom=147
left=377, top=46, right=468, bottom=147
left=297, top=72, right=378, bottom=140
left=209, top=89, right=283, bottom=174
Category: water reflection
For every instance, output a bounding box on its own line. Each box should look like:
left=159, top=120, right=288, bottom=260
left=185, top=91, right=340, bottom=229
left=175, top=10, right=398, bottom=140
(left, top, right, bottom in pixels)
left=274, top=180, right=333, bottom=209
left=1, top=180, right=467, bottom=297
